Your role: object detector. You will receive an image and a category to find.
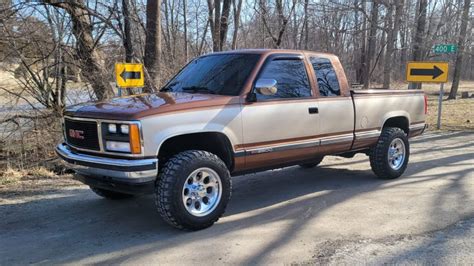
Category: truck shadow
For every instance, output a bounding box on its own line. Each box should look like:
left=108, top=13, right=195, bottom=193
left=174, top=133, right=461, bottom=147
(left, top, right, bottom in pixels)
left=0, top=133, right=472, bottom=264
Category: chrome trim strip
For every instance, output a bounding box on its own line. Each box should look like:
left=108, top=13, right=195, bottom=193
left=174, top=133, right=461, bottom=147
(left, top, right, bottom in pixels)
left=97, top=122, right=104, bottom=151
left=355, top=130, right=381, bottom=140
left=409, top=124, right=425, bottom=131
left=64, top=116, right=144, bottom=157
left=243, top=133, right=354, bottom=155
left=320, top=133, right=354, bottom=145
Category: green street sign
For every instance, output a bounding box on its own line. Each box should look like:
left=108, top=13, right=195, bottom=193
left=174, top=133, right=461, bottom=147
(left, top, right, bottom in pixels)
left=433, top=44, right=458, bottom=54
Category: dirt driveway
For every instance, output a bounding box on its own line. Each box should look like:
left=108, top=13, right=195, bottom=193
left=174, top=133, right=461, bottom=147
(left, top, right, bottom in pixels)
left=1, top=131, right=473, bottom=264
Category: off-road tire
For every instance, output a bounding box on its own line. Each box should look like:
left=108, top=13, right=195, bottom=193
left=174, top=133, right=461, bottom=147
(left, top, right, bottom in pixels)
left=155, top=150, right=232, bottom=231
left=369, top=127, right=409, bottom=179
left=299, top=156, right=324, bottom=168
left=90, top=187, right=134, bottom=200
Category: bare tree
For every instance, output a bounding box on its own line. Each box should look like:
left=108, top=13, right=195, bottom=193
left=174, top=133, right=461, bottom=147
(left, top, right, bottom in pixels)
left=44, top=0, right=115, bottom=100
left=144, top=0, right=162, bottom=91
left=207, top=0, right=232, bottom=51
left=363, top=0, right=379, bottom=89
left=409, top=0, right=427, bottom=90
left=183, top=0, right=188, bottom=61
left=122, top=0, right=135, bottom=62
left=231, top=0, right=243, bottom=50
left=258, top=0, right=297, bottom=48
left=383, top=0, right=404, bottom=88
left=448, top=0, right=471, bottom=99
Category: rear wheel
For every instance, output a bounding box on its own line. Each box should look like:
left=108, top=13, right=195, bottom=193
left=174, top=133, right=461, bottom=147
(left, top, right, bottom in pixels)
left=90, top=187, right=134, bottom=200
left=299, top=156, right=324, bottom=168
left=369, top=127, right=409, bottom=179
left=155, top=150, right=231, bottom=230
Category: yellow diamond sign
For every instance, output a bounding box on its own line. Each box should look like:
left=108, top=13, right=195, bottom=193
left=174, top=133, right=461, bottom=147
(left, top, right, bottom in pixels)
left=115, top=63, right=144, bottom=88
left=406, top=62, right=448, bottom=83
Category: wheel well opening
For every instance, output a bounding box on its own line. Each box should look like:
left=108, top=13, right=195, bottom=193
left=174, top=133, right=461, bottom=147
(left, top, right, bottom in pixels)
left=158, top=132, right=234, bottom=171
left=383, top=116, right=409, bottom=134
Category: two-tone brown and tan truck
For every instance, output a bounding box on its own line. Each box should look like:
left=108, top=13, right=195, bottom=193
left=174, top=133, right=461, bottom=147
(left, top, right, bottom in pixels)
left=57, top=49, right=426, bottom=230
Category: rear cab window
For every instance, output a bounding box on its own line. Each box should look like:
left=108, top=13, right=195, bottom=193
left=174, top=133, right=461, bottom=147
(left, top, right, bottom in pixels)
left=310, top=57, right=341, bottom=97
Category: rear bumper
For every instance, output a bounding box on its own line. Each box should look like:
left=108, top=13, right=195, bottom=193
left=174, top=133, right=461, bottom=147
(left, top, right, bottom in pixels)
left=408, top=123, right=427, bottom=138
left=56, top=143, right=157, bottom=194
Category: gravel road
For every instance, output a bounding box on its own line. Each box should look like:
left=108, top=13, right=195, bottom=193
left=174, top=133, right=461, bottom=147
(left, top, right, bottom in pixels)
left=1, top=131, right=473, bottom=265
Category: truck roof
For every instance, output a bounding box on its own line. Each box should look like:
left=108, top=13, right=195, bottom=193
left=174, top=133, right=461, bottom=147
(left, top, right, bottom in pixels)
left=205, top=49, right=338, bottom=58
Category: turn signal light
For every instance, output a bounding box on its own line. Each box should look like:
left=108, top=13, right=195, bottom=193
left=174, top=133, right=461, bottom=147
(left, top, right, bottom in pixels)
left=129, top=124, right=141, bottom=154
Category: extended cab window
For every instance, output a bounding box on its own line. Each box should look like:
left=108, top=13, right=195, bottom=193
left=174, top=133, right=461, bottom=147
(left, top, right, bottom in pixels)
left=310, top=57, right=341, bottom=97
left=162, top=54, right=260, bottom=96
left=257, top=59, right=311, bottom=100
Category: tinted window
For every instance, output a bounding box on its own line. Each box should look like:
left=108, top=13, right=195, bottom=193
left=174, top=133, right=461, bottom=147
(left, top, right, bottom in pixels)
left=310, top=57, right=341, bottom=96
left=257, top=59, right=311, bottom=100
left=162, top=54, right=260, bottom=96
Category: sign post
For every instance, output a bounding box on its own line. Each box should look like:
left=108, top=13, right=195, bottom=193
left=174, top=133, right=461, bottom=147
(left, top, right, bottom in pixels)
left=406, top=61, right=449, bottom=130
left=115, top=63, right=145, bottom=95
left=437, top=83, right=444, bottom=129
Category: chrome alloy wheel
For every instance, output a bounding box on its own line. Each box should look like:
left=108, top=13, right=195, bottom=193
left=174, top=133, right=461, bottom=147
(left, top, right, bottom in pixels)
left=182, top=167, right=222, bottom=217
left=388, top=138, right=406, bottom=170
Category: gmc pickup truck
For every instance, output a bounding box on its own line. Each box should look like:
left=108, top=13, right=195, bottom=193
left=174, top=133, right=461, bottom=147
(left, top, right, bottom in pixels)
left=57, top=49, right=426, bottom=230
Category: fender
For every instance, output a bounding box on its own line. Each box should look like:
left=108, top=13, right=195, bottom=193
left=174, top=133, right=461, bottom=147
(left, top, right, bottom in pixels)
left=380, top=111, right=411, bottom=130
left=152, top=125, right=238, bottom=156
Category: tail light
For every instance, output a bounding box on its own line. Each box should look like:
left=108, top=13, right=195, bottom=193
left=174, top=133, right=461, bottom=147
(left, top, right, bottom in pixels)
left=424, top=94, right=428, bottom=114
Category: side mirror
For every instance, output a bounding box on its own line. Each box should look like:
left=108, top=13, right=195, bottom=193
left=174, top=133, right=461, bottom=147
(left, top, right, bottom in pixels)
left=255, top=79, right=278, bottom=96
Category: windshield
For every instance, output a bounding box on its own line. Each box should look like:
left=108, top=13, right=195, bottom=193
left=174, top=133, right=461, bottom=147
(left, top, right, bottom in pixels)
left=161, top=54, right=260, bottom=96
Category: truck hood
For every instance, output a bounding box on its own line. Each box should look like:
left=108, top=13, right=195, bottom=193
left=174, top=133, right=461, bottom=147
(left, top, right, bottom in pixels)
left=65, top=92, right=240, bottom=120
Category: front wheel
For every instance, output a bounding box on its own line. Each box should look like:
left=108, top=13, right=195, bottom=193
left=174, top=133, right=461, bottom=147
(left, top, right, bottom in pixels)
left=369, top=127, right=409, bottom=179
left=155, top=150, right=231, bottom=230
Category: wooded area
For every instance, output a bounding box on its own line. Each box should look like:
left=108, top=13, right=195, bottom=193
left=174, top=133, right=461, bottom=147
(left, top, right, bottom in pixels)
left=1, top=0, right=473, bottom=103
left=0, top=0, right=472, bottom=169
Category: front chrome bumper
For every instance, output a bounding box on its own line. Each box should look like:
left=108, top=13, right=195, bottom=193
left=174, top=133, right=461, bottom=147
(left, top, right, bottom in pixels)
left=56, top=143, right=158, bottom=184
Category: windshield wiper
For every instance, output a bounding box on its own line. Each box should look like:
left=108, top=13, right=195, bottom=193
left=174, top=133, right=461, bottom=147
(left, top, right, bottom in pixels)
left=182, top=86, right=216, bottom=94
left=160, top=81, right=179, bottom=92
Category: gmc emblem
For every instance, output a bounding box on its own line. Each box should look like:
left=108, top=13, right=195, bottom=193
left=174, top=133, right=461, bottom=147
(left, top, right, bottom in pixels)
left=69, top=129, right=84, bottom=140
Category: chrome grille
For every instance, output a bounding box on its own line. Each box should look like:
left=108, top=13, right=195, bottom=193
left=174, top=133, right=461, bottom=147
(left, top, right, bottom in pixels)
left=64, top=118, right=100, bottom=151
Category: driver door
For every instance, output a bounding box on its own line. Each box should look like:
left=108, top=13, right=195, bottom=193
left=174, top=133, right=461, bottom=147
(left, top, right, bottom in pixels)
left=240, top=55, right=320, bottom=170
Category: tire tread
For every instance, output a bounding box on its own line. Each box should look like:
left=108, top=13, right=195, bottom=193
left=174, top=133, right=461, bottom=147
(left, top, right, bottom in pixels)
left=155, top=150, right=231, bottom=230
left=369, top=127, right=409, bottom=179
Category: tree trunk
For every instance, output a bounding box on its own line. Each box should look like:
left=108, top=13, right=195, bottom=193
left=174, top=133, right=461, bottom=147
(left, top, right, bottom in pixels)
left=301, top=0, right=309, bottom=49
left=409, top=0, right=427, bottom=90
left=44, top=0, right=114, bottom=100
left=213, top=0, right=221, bottom=51
left=448, top=0, right=471, bottom=99
left=357, top=0, right=367, bottom=85
left=363, top=0, right=378, bottom=89
left=219, top=0, right=231, bottom=51
left=122, top=0, right=135, bottom=62
left=183, top=0, right=188, bottom=61
left=144, top=0, right=162, bottom=92
left=383, top=0, right=403, bottom=88
left=231, top=0, right=243, bottom=50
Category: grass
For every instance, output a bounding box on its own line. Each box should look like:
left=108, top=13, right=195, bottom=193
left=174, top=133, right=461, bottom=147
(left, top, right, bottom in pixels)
left=386, top=81, right=474, bottom=131
left=421, top=81, right=473, bottom=131
left=0, top=167, right=59, bottom=186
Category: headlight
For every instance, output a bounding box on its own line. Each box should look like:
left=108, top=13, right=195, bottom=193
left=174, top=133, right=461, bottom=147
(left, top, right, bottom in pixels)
left=102, top=122, right=142, bottom=154
left=120, top=124, right=129, bottom=134
left=108, top=124, right=117, bottom=134
left=106, top=141, right=131, bottom=153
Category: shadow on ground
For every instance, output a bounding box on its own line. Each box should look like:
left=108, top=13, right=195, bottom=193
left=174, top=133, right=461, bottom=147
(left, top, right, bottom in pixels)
left=0, top=131, right=472, bottom=264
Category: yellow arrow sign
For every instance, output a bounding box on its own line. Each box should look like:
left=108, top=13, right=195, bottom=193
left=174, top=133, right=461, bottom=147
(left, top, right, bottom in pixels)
left=115, top=63, right=144, bottom=88
left=406, top=62, right=449, bottom=83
